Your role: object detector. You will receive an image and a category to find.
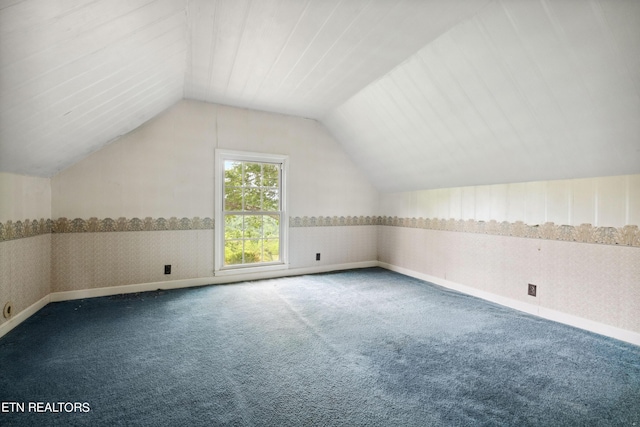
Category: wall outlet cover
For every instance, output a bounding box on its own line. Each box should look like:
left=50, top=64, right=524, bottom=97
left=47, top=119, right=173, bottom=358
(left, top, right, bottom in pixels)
left=528, top=283, right=537, bottom=297
left=3, top=302, right=13, bottom=319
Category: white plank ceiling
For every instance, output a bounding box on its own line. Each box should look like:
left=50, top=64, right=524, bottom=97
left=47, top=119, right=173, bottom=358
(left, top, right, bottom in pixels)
left=325, top=0, right=640, bottom=191
left=0, top=0, right=188, bottom=176
left=1, top=0, right=639, bottom=191
left=185, top=0, right=490, bottom=118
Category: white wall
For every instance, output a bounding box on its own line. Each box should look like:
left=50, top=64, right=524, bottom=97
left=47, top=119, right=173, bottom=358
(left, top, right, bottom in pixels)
left=377, top=173, right=640, bottom=340
left=379, top=174, right=640, bottom=227
left=378, top=226, right=640, bottom=340
left=47, top=100, right=379, bottom=293
left=0, top=172, right=51, bottom=222
left=52, top=100, right=378, bottom=219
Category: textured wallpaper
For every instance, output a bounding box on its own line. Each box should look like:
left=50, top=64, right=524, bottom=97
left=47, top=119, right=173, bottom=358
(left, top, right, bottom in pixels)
left=2, top=214, right=638, bottom=334
left=378, top=226, right=640, bottom=334
left=2, top=216, right=639, bottom=247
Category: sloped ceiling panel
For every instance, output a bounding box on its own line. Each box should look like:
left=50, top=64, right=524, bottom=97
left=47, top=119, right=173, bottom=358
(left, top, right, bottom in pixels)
left=1, top=0, right=638, bottom=190
left=184, top=0, right=491, bottom=119
left=0, top=0, right=188, bottom=177
left=324, top=0, right=640, bottom=192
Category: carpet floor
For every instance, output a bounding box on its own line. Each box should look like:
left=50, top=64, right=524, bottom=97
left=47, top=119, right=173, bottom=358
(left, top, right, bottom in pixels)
left=1, top=268, right=639, bottom=426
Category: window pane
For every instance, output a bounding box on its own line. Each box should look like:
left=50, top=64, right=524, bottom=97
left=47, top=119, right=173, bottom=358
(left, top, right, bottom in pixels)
left=244, top=187, right=261, bottom=211
left=263, top=164, right=279, bottom=187
left=224, top=186, right=242, bottom=211
left=263, top=239, right=279, bottom=262
left=244, top=163, right=262, bottom=187
left=244, top=239, right=262, bottom=263
left=224, top=161, right=243, bottom=186
left=263, top=189, right=279, bottom=211
left=219, top=154, right=286, bottom=269
left=225, top=240, right=243, bottom=265
left=224, top=215, right=243, bottom=240
left=244, top=215, right=263, bottom=239
left=264, top=215, right=279, bottom=238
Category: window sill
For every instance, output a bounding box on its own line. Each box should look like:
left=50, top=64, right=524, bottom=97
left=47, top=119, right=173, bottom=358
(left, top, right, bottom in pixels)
left=214, top=263, right=288, bottom=277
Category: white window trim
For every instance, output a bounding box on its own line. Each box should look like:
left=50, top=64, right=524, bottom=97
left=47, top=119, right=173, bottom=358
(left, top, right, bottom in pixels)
left=214, top=149, right=289, bottom=275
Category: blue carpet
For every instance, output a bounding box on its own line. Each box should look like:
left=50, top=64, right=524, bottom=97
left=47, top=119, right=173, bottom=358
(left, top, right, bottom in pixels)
left=1, top=268, right=639, bottom=426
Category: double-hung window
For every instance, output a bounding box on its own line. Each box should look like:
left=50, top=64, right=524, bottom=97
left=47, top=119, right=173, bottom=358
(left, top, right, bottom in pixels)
left=215, top=150, right=288, bottom=274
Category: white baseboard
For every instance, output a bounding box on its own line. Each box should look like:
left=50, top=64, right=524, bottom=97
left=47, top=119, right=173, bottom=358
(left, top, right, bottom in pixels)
left=3, top=261, right=377, bottom=339
left=5, top=260, right=638, bottom=348
left=0, top=294, right=50, bottom=339
left=48, top=260, right=378, bottom=302
left=378, top=261, right=640, bottom=347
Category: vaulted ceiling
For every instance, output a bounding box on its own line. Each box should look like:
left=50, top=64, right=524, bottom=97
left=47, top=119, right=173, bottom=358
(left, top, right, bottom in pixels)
left=1, top=0, right=639, bottom=191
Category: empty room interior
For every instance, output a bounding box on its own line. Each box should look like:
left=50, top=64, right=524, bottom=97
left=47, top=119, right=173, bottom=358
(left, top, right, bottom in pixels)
left=1, top=0, right=639, bottom=425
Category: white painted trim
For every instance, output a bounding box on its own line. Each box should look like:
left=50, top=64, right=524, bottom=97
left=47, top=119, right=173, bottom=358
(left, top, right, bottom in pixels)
left=49, top=278, right=218, bottom=302
left=378, top=261, right=640, bottom=347
left=214, top=149, right=289, bottom=272
left=2, top=261, right=376, bottom=339
left=0, top=294, right=50, bottom=339
left=7, top=260, right=637, bottom=348
left=49, top=261, right=378, bottom=302
left=215, top=262, right=289, bottom=277
left=0, top=261, right=378, bottom=338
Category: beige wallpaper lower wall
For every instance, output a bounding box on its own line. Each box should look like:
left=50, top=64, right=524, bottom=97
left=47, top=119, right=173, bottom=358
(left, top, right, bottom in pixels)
left=52, top=230, right=214, bottom=292
left=3, top=220, right=637, bottom=338
left=49, top=225, right=378, bottom=293
left=378, top=226, right=640, bottom=334
left=0, top=234, right=51, bottom=326
left=289, top=226, right=378, bottom=268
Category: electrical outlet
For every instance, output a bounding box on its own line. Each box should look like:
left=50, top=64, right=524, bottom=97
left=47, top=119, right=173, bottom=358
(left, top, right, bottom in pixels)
left=164, top=265, right=171, bottom=275
left=528, top=283, right=537, bottom=297
left=316, top=253, right=321, bottom=261
left=3, top=302, right=13, bottom=319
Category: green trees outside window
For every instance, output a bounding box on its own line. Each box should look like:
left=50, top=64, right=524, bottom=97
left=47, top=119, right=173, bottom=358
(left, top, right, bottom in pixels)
left=223, top=161, right=281, bottom=266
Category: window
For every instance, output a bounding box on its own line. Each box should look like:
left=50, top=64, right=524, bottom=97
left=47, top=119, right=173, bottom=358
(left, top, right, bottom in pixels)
left=215, top=150, right=288, bottom=273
